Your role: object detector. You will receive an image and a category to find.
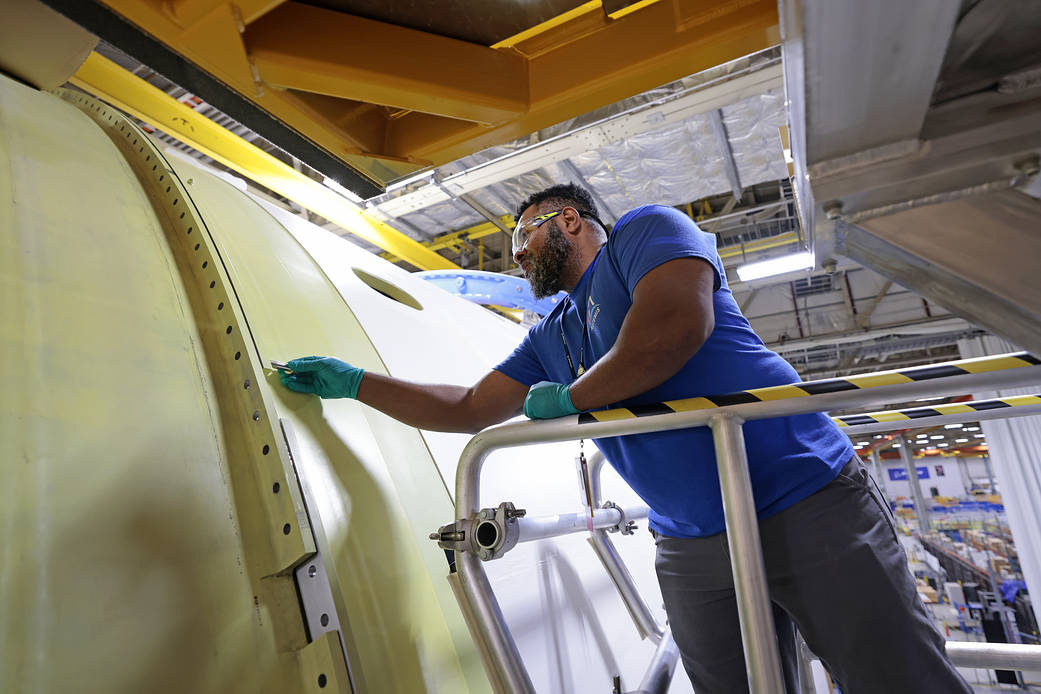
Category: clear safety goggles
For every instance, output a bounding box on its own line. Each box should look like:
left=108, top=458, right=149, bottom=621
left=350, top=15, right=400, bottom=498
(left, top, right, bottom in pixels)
left=512, top=209, right=563, bottom=255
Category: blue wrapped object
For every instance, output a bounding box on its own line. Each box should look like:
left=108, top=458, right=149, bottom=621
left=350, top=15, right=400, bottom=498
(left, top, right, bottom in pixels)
left=1002, top=580, right=1027, bottom=604
left=415, top=270, right=567, bottom=316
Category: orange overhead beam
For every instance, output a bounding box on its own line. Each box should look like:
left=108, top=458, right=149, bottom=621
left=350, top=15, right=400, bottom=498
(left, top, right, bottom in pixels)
left=97, top=0, right=420, bottom=180
left=92, top=0, right=778, bottom=185
left=246, top=3, right=528, bottom=124
left=167, top=0, right=289, bottom=25
left=388, top=0, right=780, bottom=162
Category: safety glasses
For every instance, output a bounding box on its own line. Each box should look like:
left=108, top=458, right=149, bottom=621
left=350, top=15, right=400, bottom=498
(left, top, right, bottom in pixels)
left=512, top=209, right=563, bottom=255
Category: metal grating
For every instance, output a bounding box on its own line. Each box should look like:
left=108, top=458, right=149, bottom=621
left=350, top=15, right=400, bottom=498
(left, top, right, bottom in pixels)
left=792, top=275, right=835, bottom=298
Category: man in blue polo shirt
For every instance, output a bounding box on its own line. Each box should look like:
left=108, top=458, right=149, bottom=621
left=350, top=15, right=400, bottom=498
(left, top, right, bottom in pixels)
left=281, top=184, right=970, bottom=693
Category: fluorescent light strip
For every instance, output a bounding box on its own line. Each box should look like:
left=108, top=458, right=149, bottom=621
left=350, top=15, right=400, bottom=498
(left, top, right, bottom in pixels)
left=736, top=251, right=814, bottom=281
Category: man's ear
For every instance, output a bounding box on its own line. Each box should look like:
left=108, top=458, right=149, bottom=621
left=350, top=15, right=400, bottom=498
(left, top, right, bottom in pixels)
left=562, top=206, right=584, bottom=236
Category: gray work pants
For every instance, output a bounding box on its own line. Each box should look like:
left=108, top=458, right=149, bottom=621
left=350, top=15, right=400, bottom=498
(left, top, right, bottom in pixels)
left=653, top=457, right=972, bottom=694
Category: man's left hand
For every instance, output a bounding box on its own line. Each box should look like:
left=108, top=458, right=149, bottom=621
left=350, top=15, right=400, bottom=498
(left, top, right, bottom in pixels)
left=524, top=381, right=581, bottom=419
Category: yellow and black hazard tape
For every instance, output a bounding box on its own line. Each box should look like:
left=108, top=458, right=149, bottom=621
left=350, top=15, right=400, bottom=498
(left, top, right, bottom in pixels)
left=576, top=352, right=1040, bottom=425
left=834, top=394, right=1041, bottom=427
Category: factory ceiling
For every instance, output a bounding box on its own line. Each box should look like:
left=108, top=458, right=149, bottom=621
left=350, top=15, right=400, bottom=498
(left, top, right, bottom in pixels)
left=37, top=0, right=1016, bottom=382
left=40, top=0, right=780, bottom=198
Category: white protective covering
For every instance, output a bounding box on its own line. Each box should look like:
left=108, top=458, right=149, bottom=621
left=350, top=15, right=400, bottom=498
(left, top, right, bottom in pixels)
left=959, top=335, right=1041, bottom=622
left=258, top=199, right=695, bottom=693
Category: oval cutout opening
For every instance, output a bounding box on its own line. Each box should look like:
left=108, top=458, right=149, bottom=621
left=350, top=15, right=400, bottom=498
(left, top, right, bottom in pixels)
left=352, top=268, right=423, bottom=311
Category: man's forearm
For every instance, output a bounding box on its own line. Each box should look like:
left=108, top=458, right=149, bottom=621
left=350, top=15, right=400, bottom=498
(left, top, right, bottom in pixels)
left=568, top=332, right=706, bottom=411
left=568, top=256, right=715, bottom=412
left=354, top=373, right=484, bottom=433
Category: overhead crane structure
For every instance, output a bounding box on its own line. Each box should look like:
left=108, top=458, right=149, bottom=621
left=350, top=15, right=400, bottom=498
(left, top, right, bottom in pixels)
left=43, top=0, right=780, bottom=193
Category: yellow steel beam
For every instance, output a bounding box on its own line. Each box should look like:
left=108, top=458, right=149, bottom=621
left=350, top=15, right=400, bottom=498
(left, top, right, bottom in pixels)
left=490, top=1, right=602, bottom=49
left=169, top=0, right=289, bottom=25
left=246, top=3, right=528, bottom=124
left=94, top=0, right=777, bottom=180
left=380, top=215, right=514, bottom=261
left=70, top=52, right=457, bottom=271
left=606, top=0, right=665, bottom=20
left=387, top=0, right=780, bottom=163
left=718, top=232, right=800, bottom=259
left=95, top=0, right=422, bottom=182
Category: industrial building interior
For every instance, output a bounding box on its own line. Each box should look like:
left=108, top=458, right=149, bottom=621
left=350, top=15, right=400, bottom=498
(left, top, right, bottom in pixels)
left=2, top=0, right=1041, bottom=693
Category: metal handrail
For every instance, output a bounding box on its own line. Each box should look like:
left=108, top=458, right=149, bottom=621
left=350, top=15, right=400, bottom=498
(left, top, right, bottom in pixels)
left=835, top=393, right=1041, bottom=435
left=443, top=353, right=1041, bottom=693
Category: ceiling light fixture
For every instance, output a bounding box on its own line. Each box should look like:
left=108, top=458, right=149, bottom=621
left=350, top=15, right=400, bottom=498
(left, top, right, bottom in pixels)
left=384, top=170, right=436, bottom=193
left=736, top=251, right=814, bottom=281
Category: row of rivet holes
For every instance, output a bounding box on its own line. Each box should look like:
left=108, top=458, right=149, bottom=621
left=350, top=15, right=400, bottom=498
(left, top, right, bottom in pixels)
left=82, top=95, right=330, bottom=690
left=79, top=97, right=303, bottom=547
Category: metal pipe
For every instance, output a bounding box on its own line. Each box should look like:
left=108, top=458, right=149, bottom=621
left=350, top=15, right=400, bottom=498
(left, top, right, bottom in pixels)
left=456, top=551, right=535, bottom=694
left=582, top=451, right=666, bottom=644
left=797, top=640, right=1041, bottom=676
left=711, top=414, right=785, bottom=693
left=455, top=364, right=1041, bottom=517
left=516, top=506, right=648, bottom=543
left=634, top=629, right=680, bottom=694
left=941, top=642, right=1041, bottom=670
left=588, top=530, right=664, bottom=643
left=838, top=399, right=1041, bottom=436
left=588, top=450, right=607, bottom=507
left=869, top=448, right=888, bottom=498
left=897, top=435, right=930, bottom=534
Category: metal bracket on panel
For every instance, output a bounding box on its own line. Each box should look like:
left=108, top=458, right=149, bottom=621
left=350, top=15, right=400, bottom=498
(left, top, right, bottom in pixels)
left=294, top=553, right=343, bottom=644
left=601, top=500, right=638, bottom=535
left=279, top=418, right=358, bottom=692
left=430, top=501, right=526, bottom=561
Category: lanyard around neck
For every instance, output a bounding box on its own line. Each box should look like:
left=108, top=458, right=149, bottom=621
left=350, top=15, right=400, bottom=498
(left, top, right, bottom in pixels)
left=560, top=309, right=585, bottom=380
left=560, top=247, right=604, bottom=381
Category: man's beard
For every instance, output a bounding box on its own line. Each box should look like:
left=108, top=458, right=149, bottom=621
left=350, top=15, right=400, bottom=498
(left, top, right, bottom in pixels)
left=527, top=221, right=572, bottom=299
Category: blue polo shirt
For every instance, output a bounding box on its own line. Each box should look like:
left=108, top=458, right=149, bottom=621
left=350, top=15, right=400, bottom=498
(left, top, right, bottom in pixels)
left=495, top=205, right=854, bottom=538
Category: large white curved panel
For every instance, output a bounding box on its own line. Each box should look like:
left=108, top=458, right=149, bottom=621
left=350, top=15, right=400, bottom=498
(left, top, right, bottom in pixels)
left=258, top=194, right=692, bottom=693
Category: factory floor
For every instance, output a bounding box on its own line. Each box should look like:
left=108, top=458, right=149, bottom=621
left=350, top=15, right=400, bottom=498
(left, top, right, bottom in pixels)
left=904, top=534, right=1041, bottom=693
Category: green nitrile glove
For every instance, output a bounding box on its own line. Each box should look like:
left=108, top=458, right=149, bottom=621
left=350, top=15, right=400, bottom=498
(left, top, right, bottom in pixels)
left=280, top=356, right=364, bottom=399
left=523, top=381, right=581, bottom=419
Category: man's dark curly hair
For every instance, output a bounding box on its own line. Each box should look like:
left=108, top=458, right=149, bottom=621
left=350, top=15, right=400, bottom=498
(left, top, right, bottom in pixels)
left=515, top=183, right=599, bottom=222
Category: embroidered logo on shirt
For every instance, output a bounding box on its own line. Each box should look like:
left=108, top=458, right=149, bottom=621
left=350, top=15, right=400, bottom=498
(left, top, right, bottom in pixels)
left=587, top=295, right=601, bottom=333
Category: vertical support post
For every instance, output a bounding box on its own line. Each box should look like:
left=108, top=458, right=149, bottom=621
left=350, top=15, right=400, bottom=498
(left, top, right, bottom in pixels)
left=870, top=448, right=888, bottom=498
left=956, top=457, right=972, bottom=494
left=982, top=454, right=997, bottom=495
left=710, top=414, right=785, bottom=694
left=898, top=435, right=930, bottom=534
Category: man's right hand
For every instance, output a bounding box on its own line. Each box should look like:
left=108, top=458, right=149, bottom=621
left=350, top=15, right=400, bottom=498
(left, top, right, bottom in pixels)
left=280, top=356, right=364, bottom=399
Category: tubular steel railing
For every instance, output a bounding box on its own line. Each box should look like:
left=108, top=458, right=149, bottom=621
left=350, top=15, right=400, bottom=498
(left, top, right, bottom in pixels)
left=433, top=352, right=1041, bottom=693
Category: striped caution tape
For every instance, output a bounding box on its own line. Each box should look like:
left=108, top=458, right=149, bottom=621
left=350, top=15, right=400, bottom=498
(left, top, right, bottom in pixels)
left=834, top=394, right=1041, bottom=427
left=576, top=352, right=1040, bottom=425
